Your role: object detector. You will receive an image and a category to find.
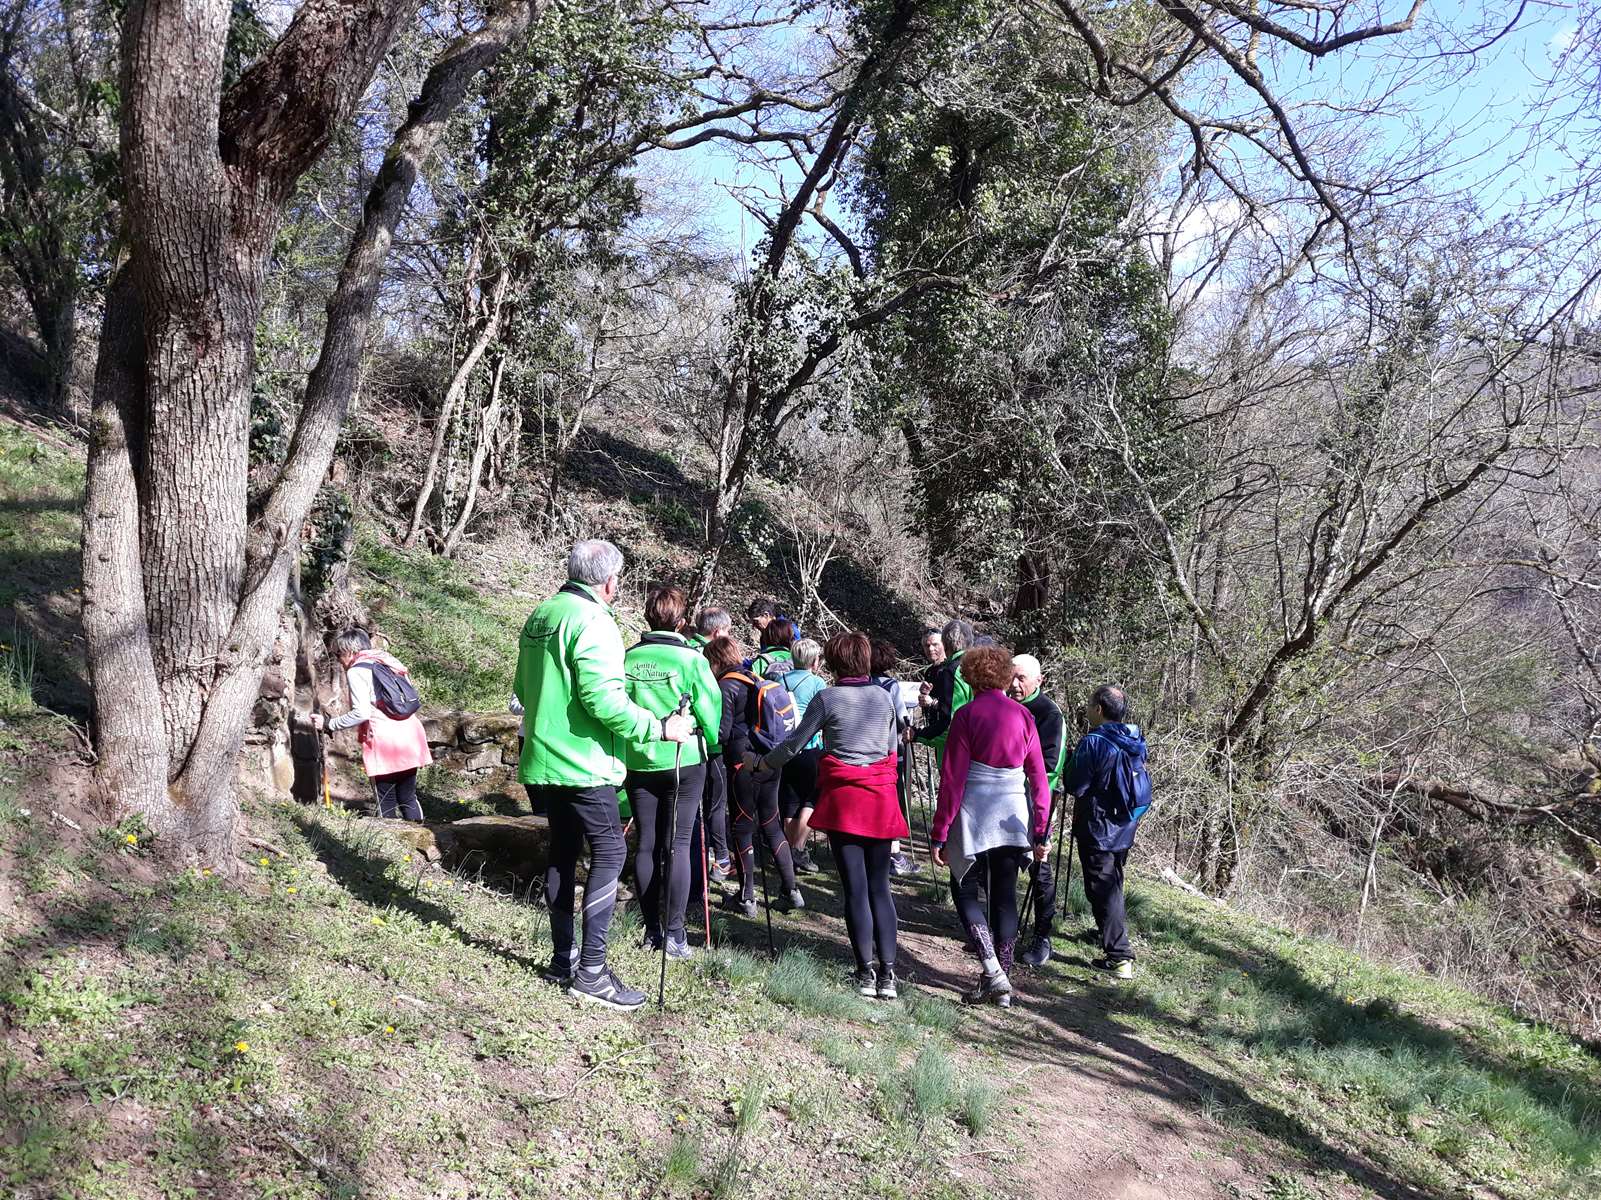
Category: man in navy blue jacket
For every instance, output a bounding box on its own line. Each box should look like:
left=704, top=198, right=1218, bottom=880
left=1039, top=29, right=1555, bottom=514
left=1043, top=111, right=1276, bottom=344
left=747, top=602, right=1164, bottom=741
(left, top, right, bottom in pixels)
left=1066, top=684, right=1150, bottom=979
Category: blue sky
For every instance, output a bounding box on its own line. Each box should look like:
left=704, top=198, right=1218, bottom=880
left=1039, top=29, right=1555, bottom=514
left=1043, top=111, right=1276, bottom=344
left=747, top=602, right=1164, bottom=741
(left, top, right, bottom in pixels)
left=649, top=2, right=1592, bottom=259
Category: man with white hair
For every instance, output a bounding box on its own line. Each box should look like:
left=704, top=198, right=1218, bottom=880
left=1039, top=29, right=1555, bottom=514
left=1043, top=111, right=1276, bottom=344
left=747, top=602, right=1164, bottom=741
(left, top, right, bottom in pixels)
left=1007, top=653, right=1067, bottom=967
left=517, top=539, right=693, bottom=1010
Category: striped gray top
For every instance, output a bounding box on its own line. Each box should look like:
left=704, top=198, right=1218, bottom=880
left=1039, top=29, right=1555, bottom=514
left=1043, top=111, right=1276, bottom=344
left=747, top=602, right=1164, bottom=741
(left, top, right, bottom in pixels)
left=762, top=683, right=899, bottom=768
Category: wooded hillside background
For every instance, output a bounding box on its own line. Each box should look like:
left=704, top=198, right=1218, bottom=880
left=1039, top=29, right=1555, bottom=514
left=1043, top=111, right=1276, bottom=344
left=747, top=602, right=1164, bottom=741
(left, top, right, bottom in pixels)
left=2, top=0, right=1600, bottom=1035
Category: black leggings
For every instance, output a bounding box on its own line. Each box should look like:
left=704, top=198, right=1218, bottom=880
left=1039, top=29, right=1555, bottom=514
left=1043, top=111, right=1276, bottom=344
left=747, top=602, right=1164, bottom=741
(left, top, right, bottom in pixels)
left=531, top=784, right=625, bottom=974
left=627, top=764, right=705, bottom=942
left=954, top=846, right=1028, bottom=966
left=828, top=832, right=897, bottom=972
left=373, top=770, right=422, bottom=821
left=728, top=754, right=796, bottom=900
left=779, top=747, right=822, bottom=820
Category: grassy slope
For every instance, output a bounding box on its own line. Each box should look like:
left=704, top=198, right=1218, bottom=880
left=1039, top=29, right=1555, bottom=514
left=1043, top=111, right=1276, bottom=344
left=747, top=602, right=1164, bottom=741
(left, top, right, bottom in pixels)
left=2, top=415, right=1600, bottom=1199
left=2, top=795, right=1000, bottom=1200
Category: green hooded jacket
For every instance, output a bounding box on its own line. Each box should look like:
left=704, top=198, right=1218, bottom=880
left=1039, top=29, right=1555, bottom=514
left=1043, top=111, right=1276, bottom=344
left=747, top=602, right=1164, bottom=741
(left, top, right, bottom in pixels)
left=515, top=582, right=662, bottom=788
left=623, top=632, right=723, bottom=771
left=750, top=646, right=794, bottom=678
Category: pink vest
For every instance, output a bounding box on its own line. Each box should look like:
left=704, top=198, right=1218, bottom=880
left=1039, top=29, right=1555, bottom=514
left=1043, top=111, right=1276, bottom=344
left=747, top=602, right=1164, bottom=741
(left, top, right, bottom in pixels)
left=349, top=652, right=434, bottom=778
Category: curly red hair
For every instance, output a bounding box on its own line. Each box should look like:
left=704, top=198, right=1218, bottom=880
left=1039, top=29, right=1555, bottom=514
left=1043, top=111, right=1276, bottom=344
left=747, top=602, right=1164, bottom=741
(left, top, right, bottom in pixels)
left=960, top=645, right=1015, bottom=692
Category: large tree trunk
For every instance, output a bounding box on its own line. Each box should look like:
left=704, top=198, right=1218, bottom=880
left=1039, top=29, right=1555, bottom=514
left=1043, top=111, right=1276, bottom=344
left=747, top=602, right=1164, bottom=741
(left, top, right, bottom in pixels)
left=80, top=0, right=535, bottom=863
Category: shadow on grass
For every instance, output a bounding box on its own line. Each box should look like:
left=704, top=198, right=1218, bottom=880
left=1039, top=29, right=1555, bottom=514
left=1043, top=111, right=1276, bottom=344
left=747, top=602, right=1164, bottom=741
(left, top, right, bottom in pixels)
left=287, top=810, right=549, bottom=977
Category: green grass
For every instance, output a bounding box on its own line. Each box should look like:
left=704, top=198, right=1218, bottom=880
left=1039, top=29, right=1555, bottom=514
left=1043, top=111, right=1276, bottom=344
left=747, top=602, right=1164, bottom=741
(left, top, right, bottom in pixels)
left=1084, top=885, right=1601, bottom=1198
left=0, top=419, right=85, bottom=714
left=353, top=528, right=530, bottom=712
left=764, top=948, right=877, bottom=1021
left=0, top=781, right=1000, bottom=1199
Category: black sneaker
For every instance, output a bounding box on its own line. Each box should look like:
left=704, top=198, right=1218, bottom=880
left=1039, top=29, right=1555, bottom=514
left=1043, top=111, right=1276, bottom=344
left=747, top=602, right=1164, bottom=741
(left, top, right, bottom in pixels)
left=876, top=966, right=898, bottom=1001
left=854, top=965, right=878, bottom=996
left=791, top=847, right=818, bottom=873
left=961, top=969, right=1013, bottom=1007
left=1019, top=937, right=1052, bottom=968
left=1091, top=957, right=1134, bottom=979
left=776, top=888, right=805, bottom=912
left=542, top=951, right=578, bottom=985
left=568, top=966, right=646, bottom=1010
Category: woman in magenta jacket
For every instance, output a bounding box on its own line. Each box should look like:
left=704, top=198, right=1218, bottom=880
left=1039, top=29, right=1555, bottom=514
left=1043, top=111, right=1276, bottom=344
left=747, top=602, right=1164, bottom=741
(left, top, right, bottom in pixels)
left=930, top=645, right=1050, bottom=1007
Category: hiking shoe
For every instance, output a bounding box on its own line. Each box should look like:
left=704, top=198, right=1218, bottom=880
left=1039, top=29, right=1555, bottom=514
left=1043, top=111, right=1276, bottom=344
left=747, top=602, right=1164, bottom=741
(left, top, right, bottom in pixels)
left=876, top=967, right=898, bottom=1001
left=664, top=936, right=693, bottom=961
left=1019, top=937, right=1052, bottom=968
left=723, top=893, right=759, bottom=918
left=1092, top=957, right=1134, bottom=979
left=961, top=969, right=1013, bottom=1007
left=776, top=888, right=805, bottom=911
left=792, top=847, right=818, bottom=873
left=854, top=966, right=878, bottom=996
left=568, top=967, right=646, bottom=1011
left=740, top=897, right=759, bottom=918
left=709, top=859, right=732, bottom=883
left=889, top=851, right=917, bottom=876
left=542, top=950, right=578, bottom=985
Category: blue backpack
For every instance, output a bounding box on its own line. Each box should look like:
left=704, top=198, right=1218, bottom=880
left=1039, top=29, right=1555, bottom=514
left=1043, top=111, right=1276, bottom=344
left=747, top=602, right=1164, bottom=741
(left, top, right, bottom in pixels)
left=1108, top=742, right=1152, bottom=826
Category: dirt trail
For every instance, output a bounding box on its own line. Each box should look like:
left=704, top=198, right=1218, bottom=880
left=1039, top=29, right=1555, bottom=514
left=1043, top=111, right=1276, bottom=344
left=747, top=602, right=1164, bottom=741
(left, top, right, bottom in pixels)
left=888, top=899, right=1262, bottom=1200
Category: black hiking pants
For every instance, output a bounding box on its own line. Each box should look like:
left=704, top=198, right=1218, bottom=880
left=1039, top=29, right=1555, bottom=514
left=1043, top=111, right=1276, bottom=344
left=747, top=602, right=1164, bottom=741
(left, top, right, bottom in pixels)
left=1077, top=837, right=1132, bottom=961
left=372, top=770, right=422, bottom=822
left=627, top=764, right=706, bottom=943
left=828, top=832, right=897, bottom=973
left=531, top=784, right=625, bottom=974
left=1028, top=855, right=1057, bottom=939
left=702, top=757, right=730, bottom=864
left=727, top=755, right=796, bottom=901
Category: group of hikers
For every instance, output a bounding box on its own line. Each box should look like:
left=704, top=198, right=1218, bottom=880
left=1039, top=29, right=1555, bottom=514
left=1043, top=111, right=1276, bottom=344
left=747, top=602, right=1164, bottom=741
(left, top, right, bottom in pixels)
left=319, top=539, right=1153, bottom=1013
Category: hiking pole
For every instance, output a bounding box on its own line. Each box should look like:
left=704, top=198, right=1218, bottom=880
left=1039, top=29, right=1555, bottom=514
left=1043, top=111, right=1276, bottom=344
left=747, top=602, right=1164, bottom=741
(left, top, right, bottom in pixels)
left=1053, top=802, right=1074, bottom=926
left=1017, top=794, right=1055, bottom=950
left=659, top=693, right=693, bottom=1011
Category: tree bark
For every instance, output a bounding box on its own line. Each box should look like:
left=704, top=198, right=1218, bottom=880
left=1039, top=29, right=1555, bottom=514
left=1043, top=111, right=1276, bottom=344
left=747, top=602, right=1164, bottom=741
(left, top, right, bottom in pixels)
left=80, top=0, right=536, bottom=862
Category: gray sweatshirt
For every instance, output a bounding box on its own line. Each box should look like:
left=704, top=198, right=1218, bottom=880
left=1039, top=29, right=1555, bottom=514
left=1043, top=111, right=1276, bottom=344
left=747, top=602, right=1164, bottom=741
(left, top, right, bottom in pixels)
left=761, top=682, right=899, bottom=769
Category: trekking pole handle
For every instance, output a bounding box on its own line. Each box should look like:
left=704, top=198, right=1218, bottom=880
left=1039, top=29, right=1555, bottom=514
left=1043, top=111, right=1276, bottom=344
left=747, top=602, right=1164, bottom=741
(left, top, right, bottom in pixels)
left=676, top=692, right=693, bottom=716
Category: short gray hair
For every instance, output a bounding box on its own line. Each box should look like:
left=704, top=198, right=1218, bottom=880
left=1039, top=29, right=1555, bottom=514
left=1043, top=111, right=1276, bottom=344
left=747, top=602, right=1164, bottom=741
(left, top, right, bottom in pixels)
left=942, top=619, right=974, bottom=655
left=696, top=607, right=732, bottom=638
left=568, top=539, right=624, bottom=586
left=792, top=638, right=822, bottom=670
left=332, top=628, right=372, bottom=659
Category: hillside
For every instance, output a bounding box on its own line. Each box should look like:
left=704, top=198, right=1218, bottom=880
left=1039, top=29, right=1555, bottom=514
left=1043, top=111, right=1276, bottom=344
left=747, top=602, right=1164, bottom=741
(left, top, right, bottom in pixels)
left=2, top=415, right=1599, bottom=1199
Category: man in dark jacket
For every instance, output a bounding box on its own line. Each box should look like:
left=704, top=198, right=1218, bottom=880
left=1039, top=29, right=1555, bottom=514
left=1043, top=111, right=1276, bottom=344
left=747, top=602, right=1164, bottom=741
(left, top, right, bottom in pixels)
left=1065, top=684, right=1150, bottom=979
left=913, top=619, right=973, bottom=755
left=1008, top=654, right=1066, bottom=967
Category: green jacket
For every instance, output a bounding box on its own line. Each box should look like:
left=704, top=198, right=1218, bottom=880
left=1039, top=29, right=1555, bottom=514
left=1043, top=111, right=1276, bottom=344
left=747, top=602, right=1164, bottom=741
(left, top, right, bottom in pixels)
left=514, top=582, right=662, bottom=788
left=919, top=650, right=972, bottom=761
left=750, top=647, right=794, bottom=678
left=623, top=631, right=723, bottom=771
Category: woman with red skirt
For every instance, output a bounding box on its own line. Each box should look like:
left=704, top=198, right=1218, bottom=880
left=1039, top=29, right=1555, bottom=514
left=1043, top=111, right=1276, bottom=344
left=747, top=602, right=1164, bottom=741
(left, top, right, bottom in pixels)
left=751, top=631, right=906, bottom=998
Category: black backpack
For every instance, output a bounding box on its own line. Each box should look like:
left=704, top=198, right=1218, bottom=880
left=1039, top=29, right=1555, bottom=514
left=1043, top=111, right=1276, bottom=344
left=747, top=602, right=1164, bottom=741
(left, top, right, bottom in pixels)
left=352, top=658, right=421, bottom=719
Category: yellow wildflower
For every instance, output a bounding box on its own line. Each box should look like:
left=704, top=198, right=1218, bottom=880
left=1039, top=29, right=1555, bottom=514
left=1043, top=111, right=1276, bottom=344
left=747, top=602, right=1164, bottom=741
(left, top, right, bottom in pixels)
left=123, top=833, right=138, bottom=845
left=383, top=1025, right=396, bottom=1035
left=234, top=1040, right=250, bottom=1053
left=285, top=886, right=298, bottom=894
left=371, top=916, right=385, bottom=926
left=259, top=857, right=270, bottom=867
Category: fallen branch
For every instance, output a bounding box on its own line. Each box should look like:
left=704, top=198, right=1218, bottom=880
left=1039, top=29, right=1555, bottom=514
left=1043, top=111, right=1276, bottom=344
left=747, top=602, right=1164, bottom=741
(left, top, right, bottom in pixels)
left=1160, top=864, right=1220, bottom=902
